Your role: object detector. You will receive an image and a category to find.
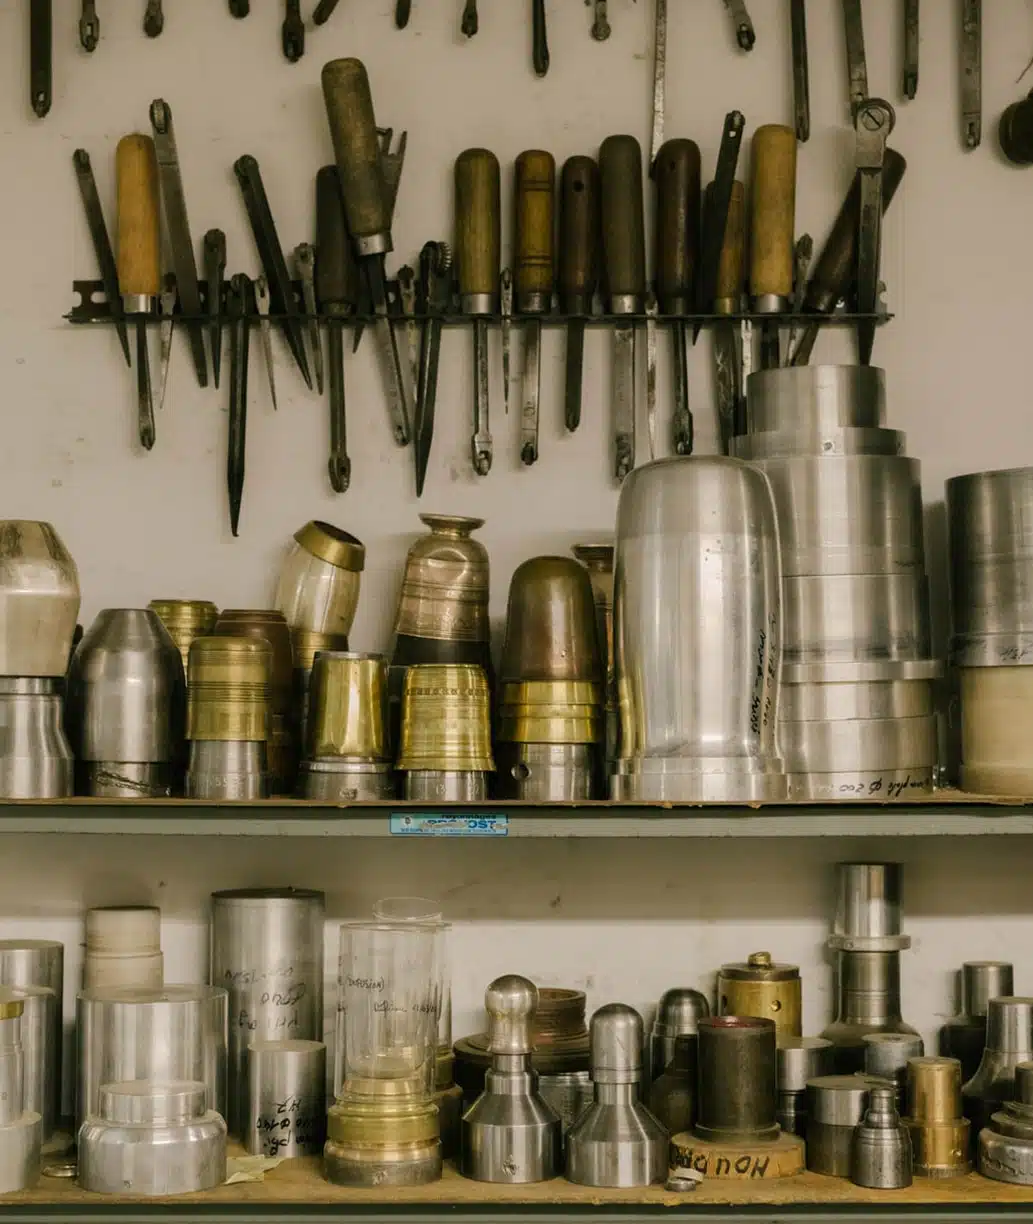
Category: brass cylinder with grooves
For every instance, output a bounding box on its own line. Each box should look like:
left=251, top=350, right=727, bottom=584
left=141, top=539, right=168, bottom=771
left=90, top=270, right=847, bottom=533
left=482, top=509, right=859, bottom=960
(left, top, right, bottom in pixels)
left=397, top=664, right=493, bottom=773
left=571, top=544, right=616, bottom=765
left=496, top=681, right=603, bottom=745
left=324, top=1091, right=442, bottom=1187
left=148, top=601, right=218, bottom=675
left=717, top=952, right=802, bottom=1039
left=905, top=1056, right=971, bottom=1178
left=306, top=651, right=389, bottom=761
left=186, top=637, right=271, bottom=742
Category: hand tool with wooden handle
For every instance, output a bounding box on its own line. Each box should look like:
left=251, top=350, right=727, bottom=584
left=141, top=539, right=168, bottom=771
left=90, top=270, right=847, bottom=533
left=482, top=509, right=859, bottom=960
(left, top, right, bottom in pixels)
left=791, top=0, right=810, bottom=141
left=653, top=139, right=700, bottom=455
left=600, top=135, right=645, bottom=483
left=532, top=0, right=549, bottom=75
left=711, top=179, right=745, bottom=450
left=559, top=155, right=599, bottom=433
left=961, top=0, right=981, bottom=148
left=73, top=149, right=131, bottom=368
left=456, top=148, right=500, bottom=475
left=749, top=124, right=796, bottom=370
left=30, top=0, right=51, bottom=117
left=233, top=154, right=312, bottom=392
left=203, top=229, right=226, bottom=390
left=150, top=99, right=208, bottom=388
left=854, top=97, right=894, bottom=365
left=322, top=58, right=411, bottom=447
left=903, top=0, right=919, bottom=99
left=413, top=242, right=452, bottom=497
left=316, top=165, right=360, bottom=494
left=514, top=150, right=556, bottom=466
left=790, top=148, right=905, bottom=366
left=227, top=273, right=252, bottom=536
left=116, top=134, right=161, bottom=451
left=695, top=110, right=745, bottom=341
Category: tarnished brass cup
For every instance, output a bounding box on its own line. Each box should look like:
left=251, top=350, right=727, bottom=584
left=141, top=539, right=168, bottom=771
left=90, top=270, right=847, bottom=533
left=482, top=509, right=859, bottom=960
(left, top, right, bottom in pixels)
left=496, top=681, right=603, bottom=745
left=397, top=664, right=493, bottom=772
left=500, top=557, right=603, bottom=684
left=149, top=600, right=219, bottom=674
left=571, top=543, right=617, bottom=765
left=187, top=636, right=271, bottom=742
left=306, top=652, right=389, bottom=761
left=276, top=521, right=365, bottom=637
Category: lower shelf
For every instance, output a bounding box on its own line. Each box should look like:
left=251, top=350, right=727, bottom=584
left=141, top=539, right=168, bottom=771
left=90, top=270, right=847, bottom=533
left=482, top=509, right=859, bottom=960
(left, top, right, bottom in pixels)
left=8, top=1158, right=1033, bottom=1221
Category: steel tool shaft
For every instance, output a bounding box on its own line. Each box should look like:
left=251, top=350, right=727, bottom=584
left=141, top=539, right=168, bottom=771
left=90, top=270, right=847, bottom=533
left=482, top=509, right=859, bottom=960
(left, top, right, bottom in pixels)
left=724, top=0, right=755, bottom=50
left=843, top=0, right=869, bottom=115
left=514, top=150, right=555, bottom=466
left=282, top=0, right=304, bottom=59
left=413, top=242, right=452, bottom=496
left=203, top=229, right=226, bottom=390
left=961, top=0, right=981, bottom=149
left=903, top=0, right=919, bottom=99
left=791, top=0, right=810, bottom=141
left=253, top=275, right=277, bottom=411
left=396, top=265, right=419, bottom=406
left=462, top=0, right=478, bottom=37
left=227, top=274, right=252, bottom=536
left=143, top=0, right=163, bottom=36
left=294, top=243, right=324, bottom=395
left=322, top=59, right=411, bottom=445
left=696, top=111, right=745, bottom=342
left=854, top=97, right=895, bottom=365
left=500, top=269, right=513, bottom=416
left=79, top=0, right=99, bottom=51
left=559, top=155, right=599, bottom=434
left=312, top=0, right=340, bottom=23
left=150, top=99, right=208, bottom=388
left=711, top=179, right=745, bottom=449
left=532, top=0, right=550, bottom=75
left=157, top=274, right=176, bottom=413
left=73, top=149, right=131, bottom=367
left=650, top=0, right=667, bottom=166
left=30, top=0, right=51, bottom=117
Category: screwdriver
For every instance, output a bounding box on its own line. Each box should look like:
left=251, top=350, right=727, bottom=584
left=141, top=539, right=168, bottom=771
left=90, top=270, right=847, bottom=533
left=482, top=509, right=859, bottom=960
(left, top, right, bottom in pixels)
left=316, top=166, right=359, bottom=494
left=600, top=135, right=646, bottom=483
left=559, top=156, right=599, bottom=434
left=514, top=150, right=556, bottom=466
left=711, top=180, right=745, bottom=447
left=652, top=139, right=700, bottom=456
left=749, top=124, right=796, bottom=370
left=322, top=59, right=411, bottom=448
left=116, top=134, right=160, bottom=452
left=455, top=149, right=500, bottom=477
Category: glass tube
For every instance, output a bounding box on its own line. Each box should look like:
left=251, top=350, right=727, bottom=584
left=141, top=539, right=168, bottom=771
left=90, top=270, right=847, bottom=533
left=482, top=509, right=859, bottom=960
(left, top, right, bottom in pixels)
left=337, top=921, right=437, bottom=1103
left=371, top=898, right=451, bottom=1051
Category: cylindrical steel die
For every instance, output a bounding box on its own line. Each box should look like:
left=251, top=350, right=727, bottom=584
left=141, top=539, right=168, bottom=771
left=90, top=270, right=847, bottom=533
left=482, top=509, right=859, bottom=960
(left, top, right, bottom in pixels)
left=806, top=1075, right=879, bottom=1177
left=246, top=1039, right=326, bottom=1158
left=695, top=1016, right=778, bottom=1143
left=0, top=941, right=62, bottom=1138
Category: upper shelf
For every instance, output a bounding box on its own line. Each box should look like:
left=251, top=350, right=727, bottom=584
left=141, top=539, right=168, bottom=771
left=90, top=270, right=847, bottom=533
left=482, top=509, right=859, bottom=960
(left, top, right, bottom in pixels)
left=0, top=792, right=1032, bottom=838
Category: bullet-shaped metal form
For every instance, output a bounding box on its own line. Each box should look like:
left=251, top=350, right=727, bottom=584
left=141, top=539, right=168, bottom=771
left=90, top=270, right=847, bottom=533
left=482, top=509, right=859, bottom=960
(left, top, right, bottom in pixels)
left=695, top=1016, right=778, bottom=1143
left=246, top=1039, right=326, bottom=1157
left=776, top=1036, right=833, bottom=1137
left=807, top=1074, right=881, bottom=1177
left=461, top=975, right=561, bottom=1183
left=0, top=990, right=41, bottom=1193
left=648, top=988, right=710, bottom=1085
left=850, top=1084, right=913, bottom=1188
left=648, top=1033, right=697, bottom=1138
left=78, top=1080, right=226, bottom=1196
left=978, top=1060, right=1033, bottom=1184
left=905, top=1056, right=971, bottom=1178
left=0, top=942, right=62, bottom=1142
left=566, top=1004, right=667, bottom=1187
left=863, top=1032, right=925, bottom=1111
left=717, top=952, right=801, bottom=1039
left=500, top=557, right=602, bottom=685
left=941, top=961, right=1014, bottom=1083
left=963, top=996, right=1033, bottom=1151
left=210, top=889, right=324, bottom=1137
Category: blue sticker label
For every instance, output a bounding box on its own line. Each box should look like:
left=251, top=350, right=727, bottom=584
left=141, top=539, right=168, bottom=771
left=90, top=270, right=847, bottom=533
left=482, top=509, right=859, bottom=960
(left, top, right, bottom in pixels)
left=390, top=813, right=509, bottom=837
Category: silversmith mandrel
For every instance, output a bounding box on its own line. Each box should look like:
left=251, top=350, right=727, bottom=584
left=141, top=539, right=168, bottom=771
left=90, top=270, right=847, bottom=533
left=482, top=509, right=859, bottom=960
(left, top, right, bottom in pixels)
left=850, top=1083, right=913, bottom=1189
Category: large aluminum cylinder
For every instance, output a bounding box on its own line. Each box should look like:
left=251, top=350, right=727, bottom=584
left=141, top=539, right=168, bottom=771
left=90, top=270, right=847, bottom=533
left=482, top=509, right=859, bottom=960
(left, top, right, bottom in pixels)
left=0, top=941, right=62, bottom=1134
left=11, top=987, right=56, bottom=1140
left=246, top=1039, right=326, bottom=1157
left=746, top=366, right=886, bottom=435
left=782, top=572, right=931, bottom=664
left=695, top=1015, right=778, bottom=1143
left=76, top=985, right=228, bottom=1131
left=210, top=889, right=325, bottom=1136
left=612, top=456, right=785, bottom=801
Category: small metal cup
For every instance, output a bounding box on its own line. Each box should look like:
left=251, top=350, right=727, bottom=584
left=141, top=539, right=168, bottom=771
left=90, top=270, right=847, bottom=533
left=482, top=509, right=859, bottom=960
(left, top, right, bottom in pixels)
left=306, top=652, right=389, bottom=761
left=397, top=664, right=493, bottom=773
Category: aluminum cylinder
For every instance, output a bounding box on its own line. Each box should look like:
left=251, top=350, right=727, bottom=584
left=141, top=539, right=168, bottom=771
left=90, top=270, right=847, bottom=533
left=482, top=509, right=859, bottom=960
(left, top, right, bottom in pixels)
left=806, top=1074, right=877, bottom=1176
left=613, top=456, right=785, bottom=802
left=863, top=1032, right=925, bottom=1110
left=695, top=1016, right=778, bottom=1143
left=850, top=1084, right=913, bottom=1188
left=185, top=740, right=268, bottom=800
left=776, top=1037, right=833, bottom=1137
left=10, top=987, right=56, bottom=1141
left=211, top=888, right=324, bottom=1136
left=246, top=1039, right=326, bottom=1157
left=76, top=985, right=227, bottom=1132
left=0, top=1112, right=40, bottom=1193
left=0, top=520, right=80, bottom=678
left=538, top=1071, right=593, bottom=1136
left=783, top=572, right=931, bottom=664
left=0, top=942, right=62, bottom=1135
left=830, top=862, right=906, bottom=947
left=780, top=715, right=937, bottom=774
left=83, top=761, right=173, bottom=799
left=717, top=952, right=801, bottom=1039
left=494, top=742, right=599, bottom=800
left=732, top=425, right=906, bottom=460
left=298, top=759, right=396, bottom=802
left=745, top=366, right=887, bottom=435
left=78, top=1080, right=226, bottom=1196
left=906, top=1056, right=971, bottom=1178
left=780, top=676, right=933, bottom=722
left=822, top=950, right=918, bottom=1071
left=0, top=679, right=73, bottom=799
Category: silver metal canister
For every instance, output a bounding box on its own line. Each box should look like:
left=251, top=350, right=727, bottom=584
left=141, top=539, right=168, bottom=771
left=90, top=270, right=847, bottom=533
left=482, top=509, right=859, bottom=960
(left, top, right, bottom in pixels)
left=76, top=985, right=228, bottom=1132
left=0, top=941, right=62, bottom=1137
left=612, top=456, right=785, bottom=802
left=0, top=679, right=73, bottom=799
left=10, top=986, right=56, bottom=1141
left=246, top=1039, right=326, bottom=1157
left=211, top=889, right=325, bottom=1136
left=0, top=990, right=41, bottom=1194
left=78, top=1080, right=226, bottom=1196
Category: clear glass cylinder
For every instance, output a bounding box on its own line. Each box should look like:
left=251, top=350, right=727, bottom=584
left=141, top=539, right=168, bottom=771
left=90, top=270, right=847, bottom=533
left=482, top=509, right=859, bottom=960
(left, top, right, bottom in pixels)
left=371, top=899, right=451, bottom=1052
left=337, top=922, right=437, bottom=1103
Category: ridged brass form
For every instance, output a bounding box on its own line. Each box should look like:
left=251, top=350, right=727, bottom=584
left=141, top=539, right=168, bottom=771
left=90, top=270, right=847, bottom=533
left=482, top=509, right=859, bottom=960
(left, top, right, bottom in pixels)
left=717, top=952, right=803, bottom=1039
left=306, top=652, right=389, bottom=761
left=325, top=1091, right=441, bottom=1187
left=397, top=665, right=493, bottom=773
left=295, top=521, right=366, bottom=572
left=187, top=637, right=271, bottom=742
left=572, top=544, right=617, bottom=767
left=500, top=557, right=603, bottom=684
left=148, top=600, right=219, bottom=673
left=496, top=680, right=603, bottom=745
left=905, top=1056, right=972, bottom=1178
left=393, top=515, right=489, bottom=645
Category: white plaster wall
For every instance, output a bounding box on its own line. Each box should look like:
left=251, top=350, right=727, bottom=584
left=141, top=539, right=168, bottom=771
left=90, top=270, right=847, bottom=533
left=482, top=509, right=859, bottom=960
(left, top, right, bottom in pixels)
left=1, top=0, right=1032, bottom=1110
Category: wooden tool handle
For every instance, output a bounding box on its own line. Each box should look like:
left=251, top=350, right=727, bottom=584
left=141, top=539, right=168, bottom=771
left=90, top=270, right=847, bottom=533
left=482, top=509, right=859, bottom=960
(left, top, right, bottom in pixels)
left=558, top=155, right=599, bottom=308
left=653, top=138, right=701, bottom=311
left=714, top=180, right=745, bottom=313
left=454, top=149, right=501, bottom=300
left=514, top=149, right=556, bottom=305
left=116, top=134, right=160, bottom=298
left=315, top=166, right=358, bottom=309
left=600, top=135, right=646, bottom=301
left=749, top=124, right=797, bottom=304
left=321, top=58, right=389, bottom=242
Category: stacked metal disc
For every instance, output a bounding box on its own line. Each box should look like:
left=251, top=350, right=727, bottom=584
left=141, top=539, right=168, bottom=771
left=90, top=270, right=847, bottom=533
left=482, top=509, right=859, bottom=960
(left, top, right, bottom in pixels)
left=147, top=600, right=219, bottom=676
left=66, top=609, right=185, bottom=798
left=275, top=521, right=364, bottom=748
left=496, top=558, right=604, bottom=800
left=185, top=637, right=271, bottom=800
left=732, top=367, right=939, bottom=800
left=299, top=651, right=395, bottom=801
left=397, top=663, right=494, bottom=801
left=947, top=467, right=1033, bottom=794
left=0, top=521, right=80, bottom=798
left=214, top=610, right=296, bottom=794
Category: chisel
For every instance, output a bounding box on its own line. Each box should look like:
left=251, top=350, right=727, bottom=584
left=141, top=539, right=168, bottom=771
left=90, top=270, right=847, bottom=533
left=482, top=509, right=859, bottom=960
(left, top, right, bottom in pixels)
left=514, top=150, right=555, bottom=466
left=653, top=139, right=700, bottom=455
left=600, top=135, right=645, bottom=483
left=73, top=149, right=131, bottom=368
left=790, top=148, right=906, bottom=366
left=455, top=148, right=500, bottom=476
left=749, top=124, right=796, bottom=371
left=711, top=180, right=745, bottom=449
left=322, top=59, right=411, bottom=446
left=116, top=134, right=160, bottom=451
left=559, top=155, right=599, bottom=433
left=30, top=0, right=51, bottom=118
left=203, top=229, right=226, bottom=390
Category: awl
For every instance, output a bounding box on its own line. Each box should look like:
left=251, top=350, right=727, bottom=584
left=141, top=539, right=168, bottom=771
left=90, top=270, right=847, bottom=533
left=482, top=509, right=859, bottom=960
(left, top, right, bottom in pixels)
left=514, top=150, right=556, bottom=466
left=73, top=148, right=132, bottom=368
